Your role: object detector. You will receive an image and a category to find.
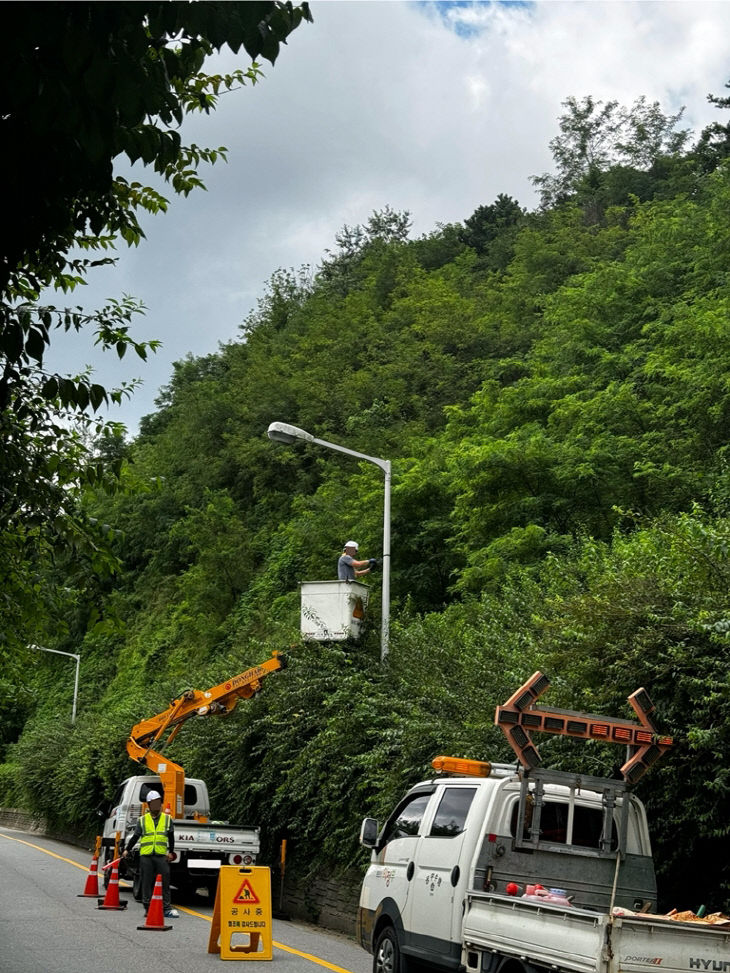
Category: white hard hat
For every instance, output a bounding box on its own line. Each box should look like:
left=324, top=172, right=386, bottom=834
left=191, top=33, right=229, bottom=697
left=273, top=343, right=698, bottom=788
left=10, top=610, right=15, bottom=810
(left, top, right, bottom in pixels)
left=344, top=540, right=358, bottom=550
left=146, top=790, right=162, bottom=802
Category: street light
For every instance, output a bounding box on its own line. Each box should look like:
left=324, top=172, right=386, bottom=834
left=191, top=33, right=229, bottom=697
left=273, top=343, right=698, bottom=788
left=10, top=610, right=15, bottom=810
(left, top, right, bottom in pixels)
left=29, top=644, right=81, bottom=723
left=267, top=421, right=392, bottom=661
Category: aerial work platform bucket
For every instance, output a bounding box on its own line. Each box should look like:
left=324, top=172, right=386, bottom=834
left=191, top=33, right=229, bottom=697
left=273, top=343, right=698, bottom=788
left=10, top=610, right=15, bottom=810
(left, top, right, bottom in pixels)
left=300, top=581, right=369, bottom=641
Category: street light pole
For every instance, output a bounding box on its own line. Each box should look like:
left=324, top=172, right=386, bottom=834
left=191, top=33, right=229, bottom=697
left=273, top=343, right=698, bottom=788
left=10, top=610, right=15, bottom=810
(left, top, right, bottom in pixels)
left=28, top=644, right=81, bottom=723
left=381, top=459, right=391, bottom=657
left=267, top=421, right=391, bottom=661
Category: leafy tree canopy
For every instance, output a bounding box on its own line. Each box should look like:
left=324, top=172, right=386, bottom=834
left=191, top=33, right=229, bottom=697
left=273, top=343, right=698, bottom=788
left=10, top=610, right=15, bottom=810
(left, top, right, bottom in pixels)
left=532, top=95, right=690, bottom=214
left=0, top=1, right=311, bottom=680
left=694, top=80, right=730, bottom=172
left=1, top=1, right=311, bottom=292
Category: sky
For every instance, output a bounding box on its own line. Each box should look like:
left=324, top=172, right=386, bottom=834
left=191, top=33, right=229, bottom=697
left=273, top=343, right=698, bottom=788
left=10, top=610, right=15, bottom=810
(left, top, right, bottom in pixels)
left=46, top=0, right=730, bottom=434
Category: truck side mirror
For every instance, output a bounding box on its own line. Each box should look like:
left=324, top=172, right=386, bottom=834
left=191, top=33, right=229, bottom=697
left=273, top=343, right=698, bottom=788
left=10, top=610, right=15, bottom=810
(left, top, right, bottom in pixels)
left=360, top=817, right=380, bottom=849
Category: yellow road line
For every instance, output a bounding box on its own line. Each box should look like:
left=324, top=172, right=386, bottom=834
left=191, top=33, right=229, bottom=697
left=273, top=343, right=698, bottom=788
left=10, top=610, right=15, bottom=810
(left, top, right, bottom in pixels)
left=0, top=831, right=88, bottom=870
left=272, top=941, right=357, bottom=973
left=0, top=830, right=357, bottom=973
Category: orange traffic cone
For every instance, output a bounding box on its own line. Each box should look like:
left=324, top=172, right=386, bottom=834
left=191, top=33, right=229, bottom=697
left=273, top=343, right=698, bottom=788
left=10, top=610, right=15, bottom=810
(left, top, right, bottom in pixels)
left=97, top=860, right=128, bottom=910
left=78, top=852, right=100, bottom=897
left=137, top=874, right=172, bottom=931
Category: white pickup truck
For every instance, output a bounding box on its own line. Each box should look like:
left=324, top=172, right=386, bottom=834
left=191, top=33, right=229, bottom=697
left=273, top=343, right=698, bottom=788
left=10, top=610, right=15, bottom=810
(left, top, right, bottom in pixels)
left=100, top=775, right=260, bottom=900
left=357, top=761, right=730, bottom=973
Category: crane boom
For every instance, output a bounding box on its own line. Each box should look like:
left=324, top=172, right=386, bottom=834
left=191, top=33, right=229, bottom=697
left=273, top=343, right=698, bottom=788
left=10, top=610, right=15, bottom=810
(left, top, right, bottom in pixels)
left=126, top=651, right=285, bottom=818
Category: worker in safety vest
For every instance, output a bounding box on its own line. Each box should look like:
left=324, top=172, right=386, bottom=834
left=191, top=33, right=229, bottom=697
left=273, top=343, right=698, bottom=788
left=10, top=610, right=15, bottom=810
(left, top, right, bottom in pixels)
left=122, top=788, right=179, bottom=919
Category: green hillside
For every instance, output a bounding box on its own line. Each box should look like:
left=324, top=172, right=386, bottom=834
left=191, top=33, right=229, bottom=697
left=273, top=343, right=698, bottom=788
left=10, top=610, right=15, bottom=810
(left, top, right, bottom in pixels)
left=2, top=9, right=730, bottom=914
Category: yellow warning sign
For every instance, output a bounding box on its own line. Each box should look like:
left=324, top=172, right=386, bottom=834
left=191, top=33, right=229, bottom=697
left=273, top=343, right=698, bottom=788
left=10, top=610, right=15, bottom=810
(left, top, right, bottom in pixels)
left=208, top=866, right=273, bottom=961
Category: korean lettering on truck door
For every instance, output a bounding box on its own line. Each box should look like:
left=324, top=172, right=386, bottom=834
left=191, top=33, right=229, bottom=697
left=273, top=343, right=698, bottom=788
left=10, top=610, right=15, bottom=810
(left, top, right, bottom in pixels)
left=405, top=786, right=477, bottom=954
left=376, top=790, right=433, bottom=916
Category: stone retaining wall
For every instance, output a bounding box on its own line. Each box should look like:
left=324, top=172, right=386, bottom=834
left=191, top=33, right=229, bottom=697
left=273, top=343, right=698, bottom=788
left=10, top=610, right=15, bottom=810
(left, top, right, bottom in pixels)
left=276, top=869, right=362, bottom=935
left=0, top=808, right=87, bottom=846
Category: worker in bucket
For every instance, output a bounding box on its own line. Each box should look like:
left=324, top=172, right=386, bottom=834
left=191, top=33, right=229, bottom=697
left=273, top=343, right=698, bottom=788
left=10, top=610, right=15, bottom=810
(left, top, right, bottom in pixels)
left=122, top=789, right=179, bottom=919
left=338, top=540, right=379, bottom=581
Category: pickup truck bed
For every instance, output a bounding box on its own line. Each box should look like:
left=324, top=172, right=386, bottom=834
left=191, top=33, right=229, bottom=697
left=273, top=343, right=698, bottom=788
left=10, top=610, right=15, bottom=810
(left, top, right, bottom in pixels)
left=463, top=892, right=730, bottom=973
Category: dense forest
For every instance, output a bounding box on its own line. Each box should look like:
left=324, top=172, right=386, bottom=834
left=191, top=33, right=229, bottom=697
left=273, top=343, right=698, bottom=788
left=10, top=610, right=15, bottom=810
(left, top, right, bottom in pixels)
left=2, top=5, right=730, bottom=916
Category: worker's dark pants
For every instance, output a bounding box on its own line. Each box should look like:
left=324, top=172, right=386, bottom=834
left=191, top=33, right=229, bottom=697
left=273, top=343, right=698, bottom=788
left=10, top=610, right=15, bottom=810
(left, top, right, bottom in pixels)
left=140, top=853, right=171, bottom=911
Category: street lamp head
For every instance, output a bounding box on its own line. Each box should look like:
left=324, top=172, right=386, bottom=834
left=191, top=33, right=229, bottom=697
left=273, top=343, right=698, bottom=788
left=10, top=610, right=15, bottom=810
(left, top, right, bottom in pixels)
left=267, top=421, right=314, bottom=446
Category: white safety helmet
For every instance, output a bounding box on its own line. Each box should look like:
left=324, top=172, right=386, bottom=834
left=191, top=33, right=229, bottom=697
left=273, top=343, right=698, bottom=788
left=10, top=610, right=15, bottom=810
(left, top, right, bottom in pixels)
left=344, top=540, right=358, bottom=550
left=145, top=789, right=162, bottom=802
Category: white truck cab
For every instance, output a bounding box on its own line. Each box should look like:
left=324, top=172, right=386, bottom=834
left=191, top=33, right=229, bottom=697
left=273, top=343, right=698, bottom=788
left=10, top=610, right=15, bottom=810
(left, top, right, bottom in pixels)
left=357, top=763, right=657, bottom=973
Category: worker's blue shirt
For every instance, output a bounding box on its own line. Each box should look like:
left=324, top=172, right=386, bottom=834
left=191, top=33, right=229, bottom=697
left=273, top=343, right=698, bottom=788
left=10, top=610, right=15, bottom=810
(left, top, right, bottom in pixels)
left=338, top=554, right=356, bottom=580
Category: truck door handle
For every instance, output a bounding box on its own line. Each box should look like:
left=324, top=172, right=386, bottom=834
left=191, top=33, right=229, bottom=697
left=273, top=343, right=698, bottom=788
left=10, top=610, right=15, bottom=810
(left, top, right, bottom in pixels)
left=450, top=866, right=460, bottom=887
left=406, top=861, right=415, bottom=881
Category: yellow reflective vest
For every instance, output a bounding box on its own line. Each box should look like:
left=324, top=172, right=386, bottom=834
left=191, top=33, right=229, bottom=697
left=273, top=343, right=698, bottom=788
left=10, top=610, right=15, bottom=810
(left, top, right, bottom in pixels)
left=139, top=811, right=172, bottom=856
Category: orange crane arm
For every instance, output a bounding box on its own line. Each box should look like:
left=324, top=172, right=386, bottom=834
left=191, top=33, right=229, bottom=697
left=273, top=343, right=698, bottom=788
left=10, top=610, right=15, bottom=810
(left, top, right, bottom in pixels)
left=126, top=652, right=285, bottom=818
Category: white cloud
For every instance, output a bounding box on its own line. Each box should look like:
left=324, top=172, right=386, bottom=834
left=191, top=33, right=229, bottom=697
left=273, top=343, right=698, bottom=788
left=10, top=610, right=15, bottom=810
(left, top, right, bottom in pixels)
left=44, top=0, right=730, bottom=432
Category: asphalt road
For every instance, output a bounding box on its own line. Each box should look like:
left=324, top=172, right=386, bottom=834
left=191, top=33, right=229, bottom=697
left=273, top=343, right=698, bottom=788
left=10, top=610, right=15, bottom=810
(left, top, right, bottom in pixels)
left=0, top=827, right=372, bottom=973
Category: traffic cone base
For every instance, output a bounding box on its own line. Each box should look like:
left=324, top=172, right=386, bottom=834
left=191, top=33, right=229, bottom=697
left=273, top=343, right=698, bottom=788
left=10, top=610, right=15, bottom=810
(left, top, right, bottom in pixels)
left=78, top=854, right=100, bottom=897
left=97, top=861, right=127, bottom=910
left=137, top=874, right=172, bottom=931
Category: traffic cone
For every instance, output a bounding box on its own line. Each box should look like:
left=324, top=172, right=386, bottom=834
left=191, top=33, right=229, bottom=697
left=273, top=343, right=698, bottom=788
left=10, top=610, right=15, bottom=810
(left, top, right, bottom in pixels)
left=137, top=874, right=172, bottom=931
left=97, top=860, right=128, bottom=910
left=78, top=852, right=100, bottom=897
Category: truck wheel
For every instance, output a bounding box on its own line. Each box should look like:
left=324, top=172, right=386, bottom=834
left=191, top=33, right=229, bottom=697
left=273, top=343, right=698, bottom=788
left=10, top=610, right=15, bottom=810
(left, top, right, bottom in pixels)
left=374, top=926, right=402, bottom=973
